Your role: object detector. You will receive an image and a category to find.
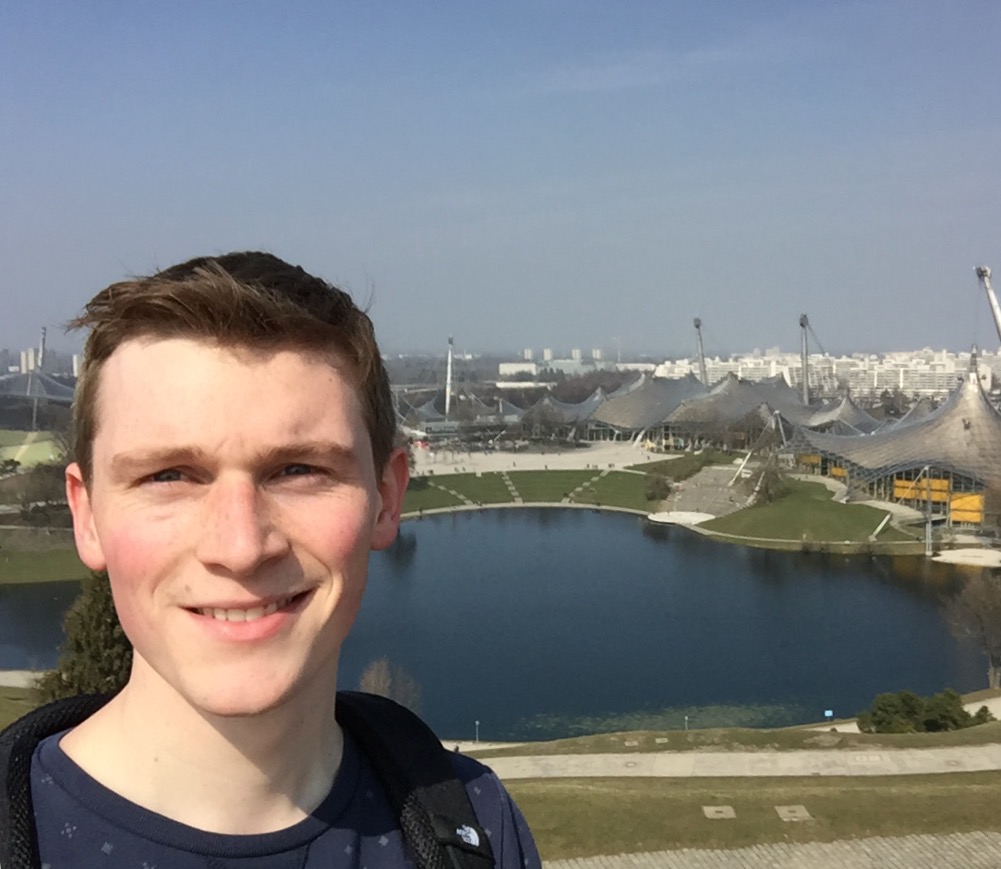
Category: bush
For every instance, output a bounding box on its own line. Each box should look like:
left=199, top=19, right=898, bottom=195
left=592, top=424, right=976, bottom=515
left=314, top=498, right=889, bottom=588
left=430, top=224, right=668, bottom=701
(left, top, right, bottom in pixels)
left=35, top=571, right=133, bottom=703
left=856, top=688, right=994, bottom=734
left=645, top=473, right=672, bottom=502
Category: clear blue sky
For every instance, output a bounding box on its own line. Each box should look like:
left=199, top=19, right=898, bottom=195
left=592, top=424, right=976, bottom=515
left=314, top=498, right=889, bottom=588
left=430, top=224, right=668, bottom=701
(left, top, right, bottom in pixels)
left=4, top=0, right=1001, bottom=358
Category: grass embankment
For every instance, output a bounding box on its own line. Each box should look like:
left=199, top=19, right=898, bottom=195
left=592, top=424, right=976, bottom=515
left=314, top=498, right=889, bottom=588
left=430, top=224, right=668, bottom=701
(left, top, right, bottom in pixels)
left=1, top=546, right=89, bottom=583
left=701, top=479, right=920, bottom=550
left=0, top=686, right=36, bottom=729
left=475, top=717, right=1001, bottom=759
left=0, top=525, right=86, bottom=584
left=628, top=449, right=736, bottom=481
left=0, top=429, right=58, bottom=468
left=511, top=773, right=1001, bottom=857
left=402, top=470, right=653, bottom=515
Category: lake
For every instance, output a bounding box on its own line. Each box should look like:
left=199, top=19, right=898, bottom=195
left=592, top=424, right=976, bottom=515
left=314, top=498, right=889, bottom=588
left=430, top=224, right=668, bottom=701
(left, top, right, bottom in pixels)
left=3, top=508, right=986, bottom=741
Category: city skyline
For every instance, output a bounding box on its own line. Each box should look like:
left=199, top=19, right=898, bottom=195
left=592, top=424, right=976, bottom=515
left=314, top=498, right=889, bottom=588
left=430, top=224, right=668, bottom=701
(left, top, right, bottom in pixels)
left=5, top=2, right=1001, bottom=355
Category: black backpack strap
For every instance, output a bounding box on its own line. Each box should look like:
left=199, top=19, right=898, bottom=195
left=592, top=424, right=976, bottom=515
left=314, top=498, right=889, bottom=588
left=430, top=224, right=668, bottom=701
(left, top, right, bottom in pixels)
left=0, top=693, right=112, bottom=869
left=336, top=691, right=495, bottom=869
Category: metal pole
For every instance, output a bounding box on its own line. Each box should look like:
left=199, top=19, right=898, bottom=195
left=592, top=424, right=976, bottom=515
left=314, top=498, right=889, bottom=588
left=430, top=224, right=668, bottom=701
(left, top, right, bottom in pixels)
left=924, top=465, right=933, bottom=558
left=694, top=318, right=709, bottom=386
left=799, top=314, right=810, bottom=404
left=475, top=719, right=479, bottom=744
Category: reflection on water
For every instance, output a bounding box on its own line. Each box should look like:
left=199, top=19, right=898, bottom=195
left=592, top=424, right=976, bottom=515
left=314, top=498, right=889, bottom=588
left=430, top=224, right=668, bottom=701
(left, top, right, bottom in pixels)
left=0, top=581, right=80, bottom=670
left=4, top=510, right=989, bottom=741
left=521, top=701, right=810, bottom=738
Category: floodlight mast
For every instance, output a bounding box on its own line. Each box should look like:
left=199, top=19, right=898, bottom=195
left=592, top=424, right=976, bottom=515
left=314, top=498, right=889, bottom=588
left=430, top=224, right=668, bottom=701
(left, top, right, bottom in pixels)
left=799, top=314, right=810, bottom=404
left=975, top=266, right=1001, bottom=350
left=445, top=335, right=454, bottom=420
left=693, top=317, right=709, bottom=386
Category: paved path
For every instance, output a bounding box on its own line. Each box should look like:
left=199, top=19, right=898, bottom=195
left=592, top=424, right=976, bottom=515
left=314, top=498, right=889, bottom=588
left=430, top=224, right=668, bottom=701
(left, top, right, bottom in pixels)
left=0, top=669, right=40, bottom=688
left=544, top=832, right=1001, bottom=868
left=414, top=442, right=658, bottom=476
left=487, top=743, right=1001, bottom=779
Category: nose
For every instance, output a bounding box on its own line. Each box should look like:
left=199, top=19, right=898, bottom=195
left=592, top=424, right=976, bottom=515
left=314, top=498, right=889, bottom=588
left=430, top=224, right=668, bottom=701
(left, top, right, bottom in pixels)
left=195, top=475, right=289, bottom=574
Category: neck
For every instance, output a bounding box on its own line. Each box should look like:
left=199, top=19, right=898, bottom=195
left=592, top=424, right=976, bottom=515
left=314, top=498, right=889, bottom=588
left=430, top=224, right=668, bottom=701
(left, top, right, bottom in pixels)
left=60, top=663, right=343, bottom=834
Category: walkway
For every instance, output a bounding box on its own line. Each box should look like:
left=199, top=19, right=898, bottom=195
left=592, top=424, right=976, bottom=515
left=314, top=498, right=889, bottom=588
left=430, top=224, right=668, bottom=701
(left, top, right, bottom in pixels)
left=414, top=442, right=657, bottom=476
left=664, top=465, right=744, bottom=519
left=487, top=743, right=1001, bottom=779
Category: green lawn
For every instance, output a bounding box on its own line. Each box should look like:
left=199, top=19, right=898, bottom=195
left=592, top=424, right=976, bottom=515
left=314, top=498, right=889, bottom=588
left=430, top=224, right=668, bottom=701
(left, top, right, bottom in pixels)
left=511, top=772, right=1001, bottom=858
left=434, top=472, right=512, bottom=504
left=0, top=429, right=44, bottom=448
left=701, top=479, right=916, bottom=545
left=402, top=481, right=465, bottom=513
left=0, top=686, right=36, bottom=729
left=0, top=430, right=60, bottom=467
left=404, top=470, right=655, bottom=513
left=0, top=547, right=90, bottom=583
left=572, top=471, right=652, bottom=511
left=508, top=470, right=596, bottom=502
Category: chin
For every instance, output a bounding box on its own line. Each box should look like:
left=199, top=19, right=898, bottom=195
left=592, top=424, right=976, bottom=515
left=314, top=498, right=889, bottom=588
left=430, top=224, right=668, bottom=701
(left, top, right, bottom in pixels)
left=193, top=687, right=296, bottom=720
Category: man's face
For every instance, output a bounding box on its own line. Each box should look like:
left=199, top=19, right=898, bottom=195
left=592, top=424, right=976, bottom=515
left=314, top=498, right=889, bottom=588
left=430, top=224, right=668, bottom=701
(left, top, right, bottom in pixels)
left=66, top=338, right=407, bottom=718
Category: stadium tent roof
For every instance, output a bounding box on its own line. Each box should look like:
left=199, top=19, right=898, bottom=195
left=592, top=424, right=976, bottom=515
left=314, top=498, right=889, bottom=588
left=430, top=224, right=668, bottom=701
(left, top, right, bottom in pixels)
left=0, top=372, right=75, bottom=405
left=875, top=396, right=936, bottom=431
left=666, top=374, right=804, bottom=429
left=496, top=398, right=526, bottom=420
left=792, top=367, right=1001, bottom=485
left=527, top=388, right=606, bottom=425
left=590, top=373, right=707, bottom=431
left=796, top=393, right=881, bottom=434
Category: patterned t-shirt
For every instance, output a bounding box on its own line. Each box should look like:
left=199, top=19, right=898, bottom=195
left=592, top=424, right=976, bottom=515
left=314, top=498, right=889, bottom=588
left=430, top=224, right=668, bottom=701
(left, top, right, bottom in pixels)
left=31, top=731, right=540, bottom=868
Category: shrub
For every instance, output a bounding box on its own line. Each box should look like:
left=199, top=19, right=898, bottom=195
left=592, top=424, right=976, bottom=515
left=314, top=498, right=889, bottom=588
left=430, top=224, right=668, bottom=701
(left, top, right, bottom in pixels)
left=645, top=473, right=672, bottom=502
left=856, top=688, right=994, bottom=734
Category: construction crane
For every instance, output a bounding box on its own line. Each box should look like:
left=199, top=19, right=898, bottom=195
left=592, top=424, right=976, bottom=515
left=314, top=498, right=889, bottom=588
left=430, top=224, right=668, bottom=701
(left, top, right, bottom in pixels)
left=975, top=266, right=1001, bottom=349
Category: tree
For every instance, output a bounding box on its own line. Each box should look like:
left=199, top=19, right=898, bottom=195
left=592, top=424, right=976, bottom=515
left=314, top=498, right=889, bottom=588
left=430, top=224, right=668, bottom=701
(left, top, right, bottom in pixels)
left=358, top=657, right=421, bottom=714
left=946, top=572, right=1001, bottom=689
left=35, top=571, right=133, bottom=703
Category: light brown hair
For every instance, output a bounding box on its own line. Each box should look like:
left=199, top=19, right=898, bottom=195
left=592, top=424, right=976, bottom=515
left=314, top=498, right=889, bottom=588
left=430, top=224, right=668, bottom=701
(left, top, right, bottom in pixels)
left=69, top=252, right=396, bottom=482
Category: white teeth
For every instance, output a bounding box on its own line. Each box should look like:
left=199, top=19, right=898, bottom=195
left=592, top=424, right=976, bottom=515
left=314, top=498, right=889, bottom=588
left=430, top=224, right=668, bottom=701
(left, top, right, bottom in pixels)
left=199, top=597, right=291, bottom=622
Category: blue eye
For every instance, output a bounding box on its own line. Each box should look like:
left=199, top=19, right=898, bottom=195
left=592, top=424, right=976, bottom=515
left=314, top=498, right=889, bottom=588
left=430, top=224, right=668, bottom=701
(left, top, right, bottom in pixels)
left=282, top=464, right=317, bottom=476
left=150, top=469, right=183, bottom=483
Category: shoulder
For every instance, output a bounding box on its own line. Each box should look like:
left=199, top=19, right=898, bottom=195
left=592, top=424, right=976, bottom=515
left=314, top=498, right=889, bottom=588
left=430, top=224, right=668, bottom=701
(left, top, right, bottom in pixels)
left=448, top=752, right=541, bottom=867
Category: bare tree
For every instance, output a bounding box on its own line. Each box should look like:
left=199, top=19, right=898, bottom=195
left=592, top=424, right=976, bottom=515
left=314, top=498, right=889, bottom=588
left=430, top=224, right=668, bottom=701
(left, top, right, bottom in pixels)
left=358, top=657, right=422, bottom=713
left=946, top=572, right=1001, bottom=689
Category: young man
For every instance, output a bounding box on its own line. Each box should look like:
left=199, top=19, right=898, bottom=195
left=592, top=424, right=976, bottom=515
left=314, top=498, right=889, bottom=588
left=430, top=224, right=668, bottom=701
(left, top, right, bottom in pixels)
left=0, top=253, right=539, bottom=867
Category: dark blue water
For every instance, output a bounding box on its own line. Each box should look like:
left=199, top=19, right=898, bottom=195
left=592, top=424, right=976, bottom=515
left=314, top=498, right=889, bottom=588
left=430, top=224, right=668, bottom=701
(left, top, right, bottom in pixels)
left=5, top=509, right=987, bottom=741
left=342, top=509, right=983, bottom=740
left=0, top=580, right=81, bottom=670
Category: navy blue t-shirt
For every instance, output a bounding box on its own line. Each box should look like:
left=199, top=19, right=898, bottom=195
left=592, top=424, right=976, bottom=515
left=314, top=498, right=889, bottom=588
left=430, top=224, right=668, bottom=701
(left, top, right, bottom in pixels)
left=31, top=731, right=540, bottom=868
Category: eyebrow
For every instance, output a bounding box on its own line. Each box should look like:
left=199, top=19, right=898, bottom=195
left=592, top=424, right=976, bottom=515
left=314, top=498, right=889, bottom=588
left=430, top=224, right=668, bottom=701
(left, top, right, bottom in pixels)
left=109, top=441, right=360, bottom=479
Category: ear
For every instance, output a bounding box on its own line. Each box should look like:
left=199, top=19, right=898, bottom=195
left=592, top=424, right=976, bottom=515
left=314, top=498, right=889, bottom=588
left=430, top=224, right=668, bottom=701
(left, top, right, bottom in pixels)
left=66, top=462, right=108, bottom=571
left=370, top=447, right=410, bottom=551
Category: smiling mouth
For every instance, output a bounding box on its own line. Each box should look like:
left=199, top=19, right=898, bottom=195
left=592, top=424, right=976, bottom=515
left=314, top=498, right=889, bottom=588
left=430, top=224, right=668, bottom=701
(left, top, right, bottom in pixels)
left=191, top=591, right=309, bottom=623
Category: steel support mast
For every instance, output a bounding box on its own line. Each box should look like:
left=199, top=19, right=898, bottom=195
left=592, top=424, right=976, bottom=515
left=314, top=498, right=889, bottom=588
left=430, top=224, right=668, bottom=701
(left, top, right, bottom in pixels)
left=799, top=314, right=810, bottom=404
left=693, top=318, right=709, bottom=386
left=975, top=266, right=1001, bottom=349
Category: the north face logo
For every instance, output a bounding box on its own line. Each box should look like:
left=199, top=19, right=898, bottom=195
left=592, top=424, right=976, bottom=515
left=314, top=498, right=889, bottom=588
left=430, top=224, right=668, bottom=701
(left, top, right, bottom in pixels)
left=456, top=824, right=480, bottom=846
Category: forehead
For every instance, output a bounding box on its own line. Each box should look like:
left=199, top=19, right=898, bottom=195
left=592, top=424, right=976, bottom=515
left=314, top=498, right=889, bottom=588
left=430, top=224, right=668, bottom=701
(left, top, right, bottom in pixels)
left=91, top=338, right=364, bottom=442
